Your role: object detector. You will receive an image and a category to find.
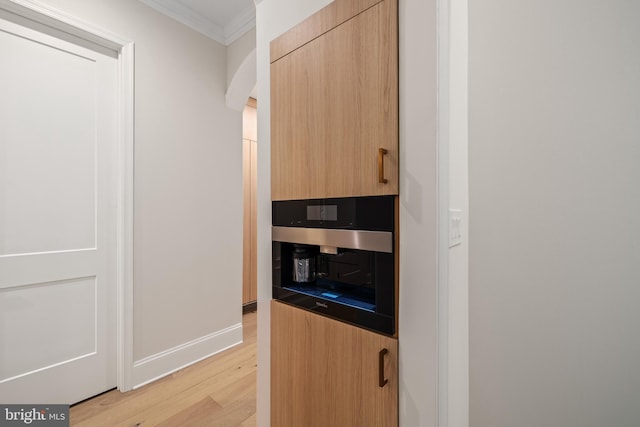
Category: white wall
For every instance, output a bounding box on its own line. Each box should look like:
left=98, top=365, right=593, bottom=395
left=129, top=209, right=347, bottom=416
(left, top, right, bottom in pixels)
left=225, top=26, right=256, bottom=111
left=398, top=0, right=439, bottom=425
left=469, top=1, right=640, bottom=426
left=227, top=27, right=256, bottom=87
left=255, top=0, right=440, bottom=426
left=445, top=0, right=469, bottom=426
left=35, top=0, right=244, bottom=387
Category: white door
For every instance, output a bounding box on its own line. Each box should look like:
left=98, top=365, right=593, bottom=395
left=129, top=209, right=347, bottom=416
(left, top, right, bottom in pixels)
left=0, top=15, right=118, bottom=404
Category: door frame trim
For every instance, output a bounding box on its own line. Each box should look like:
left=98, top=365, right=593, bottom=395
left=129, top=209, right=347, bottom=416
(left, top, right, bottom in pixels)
left=0, top=0, right=136, bottom=392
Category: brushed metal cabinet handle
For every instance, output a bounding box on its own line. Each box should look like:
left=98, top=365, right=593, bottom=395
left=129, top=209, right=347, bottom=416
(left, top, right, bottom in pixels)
left=378, top=148, right=389, bottom=184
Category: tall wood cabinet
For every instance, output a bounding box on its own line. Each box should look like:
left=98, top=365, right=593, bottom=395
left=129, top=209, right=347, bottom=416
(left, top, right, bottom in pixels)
left=271, top=301, right=398, bottom=427
left=242, top=99, right=258, bottom=307
left=270, top=0, right=398, bottom=201
left=270, top=0, right=399, bottom=424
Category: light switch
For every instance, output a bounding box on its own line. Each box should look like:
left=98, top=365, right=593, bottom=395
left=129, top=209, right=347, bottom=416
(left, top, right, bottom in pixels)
left=449, top=209, right=463, bottom=247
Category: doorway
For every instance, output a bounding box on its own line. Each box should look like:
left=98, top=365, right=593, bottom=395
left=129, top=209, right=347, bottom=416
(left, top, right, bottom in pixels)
left=242, top=97, right=258, bottom=313
left=0, top=14, right=118, bottom=404
left=0, top=1, right=134, bottom=402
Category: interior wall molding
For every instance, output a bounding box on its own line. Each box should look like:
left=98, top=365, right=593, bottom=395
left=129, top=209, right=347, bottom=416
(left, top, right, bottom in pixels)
left=132, top=324, right=243, bottom=389
left=138, top=0, right=255, bottom=45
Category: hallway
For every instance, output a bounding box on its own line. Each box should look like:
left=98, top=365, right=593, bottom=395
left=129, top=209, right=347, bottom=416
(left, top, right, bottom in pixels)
left=70, top=312, right=257, bottom=426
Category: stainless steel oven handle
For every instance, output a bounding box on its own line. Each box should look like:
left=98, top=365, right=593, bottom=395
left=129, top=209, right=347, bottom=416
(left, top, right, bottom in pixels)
left=272, top=226, right=393, bottom=253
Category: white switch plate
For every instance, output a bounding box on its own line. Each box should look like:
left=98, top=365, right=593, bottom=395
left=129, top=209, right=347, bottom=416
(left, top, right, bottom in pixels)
left=449, top=209, right=463, bottom=247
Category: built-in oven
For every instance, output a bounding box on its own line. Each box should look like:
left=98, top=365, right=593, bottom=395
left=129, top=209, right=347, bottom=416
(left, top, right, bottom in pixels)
left=272, top=196, right=396, bottom=335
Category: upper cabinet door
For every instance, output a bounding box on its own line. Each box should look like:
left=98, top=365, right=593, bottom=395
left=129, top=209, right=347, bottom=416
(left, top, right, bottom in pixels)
left=270, top=0, right=398, bottom=201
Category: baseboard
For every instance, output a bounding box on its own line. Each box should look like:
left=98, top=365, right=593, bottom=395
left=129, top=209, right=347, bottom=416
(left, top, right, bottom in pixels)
left=131, top=322, right=243, bottom=389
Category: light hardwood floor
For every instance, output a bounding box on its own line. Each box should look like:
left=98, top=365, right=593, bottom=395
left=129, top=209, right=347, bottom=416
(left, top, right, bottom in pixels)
left=71, top=311, right=257, bottom=426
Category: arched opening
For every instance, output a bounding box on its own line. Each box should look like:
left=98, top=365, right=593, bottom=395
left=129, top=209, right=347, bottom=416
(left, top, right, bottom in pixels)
left=226, top=48, right=257, bottom=111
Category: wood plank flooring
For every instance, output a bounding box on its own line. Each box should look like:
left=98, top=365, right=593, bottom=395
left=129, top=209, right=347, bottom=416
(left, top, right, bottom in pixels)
left=70, top=311, right=257, bottom=426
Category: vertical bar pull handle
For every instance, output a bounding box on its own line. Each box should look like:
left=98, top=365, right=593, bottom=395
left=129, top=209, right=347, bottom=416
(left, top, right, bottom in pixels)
left=379, top=348, right=389, bottom=387
left=378, top=148, right=389, bottom=184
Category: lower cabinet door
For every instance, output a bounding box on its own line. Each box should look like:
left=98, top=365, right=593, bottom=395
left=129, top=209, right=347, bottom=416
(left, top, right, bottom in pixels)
left=271, top=300, right=398, bottom=427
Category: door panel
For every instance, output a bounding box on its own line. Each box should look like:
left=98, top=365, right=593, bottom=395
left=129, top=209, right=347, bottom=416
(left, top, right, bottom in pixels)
left=0, top=15, right=117, bottom=404
left=270, top=0, right=398, bottom=200
left=0, top=25, right=96, bottom=255
left=1, top=277, right=96, bottom=382
left=271, top=301, right=398, bottom=427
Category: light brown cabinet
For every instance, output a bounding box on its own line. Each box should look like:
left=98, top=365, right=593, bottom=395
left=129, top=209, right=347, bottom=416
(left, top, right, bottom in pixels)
left=271, top=300, right=398, bottom=427
left=242, top=99, right=257, bottom=307
left=270, top=0, right=399, bottom=423
left=270, top=0, right=398, bottom=201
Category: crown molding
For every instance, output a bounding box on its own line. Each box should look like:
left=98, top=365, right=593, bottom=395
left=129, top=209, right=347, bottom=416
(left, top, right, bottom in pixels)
left=138, top=0, right=255, bottom=45
left=224, top=5, right=255, bottom=44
